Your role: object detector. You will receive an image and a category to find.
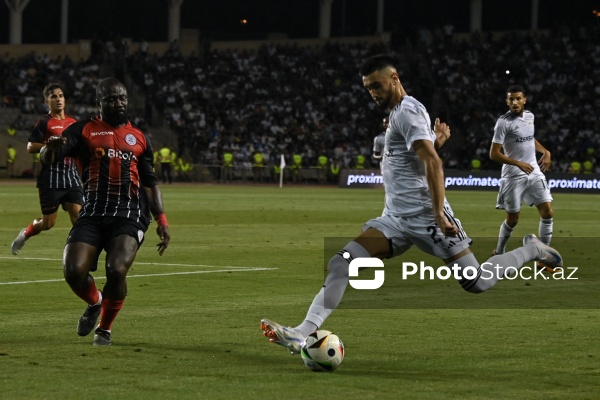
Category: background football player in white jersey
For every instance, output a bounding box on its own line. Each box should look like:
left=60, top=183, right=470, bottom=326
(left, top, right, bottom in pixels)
left=372, top=116, right=388, bottom=161
left=489, top=85, right=555, bottom=270
left=260, top=55, right=563, bottom=356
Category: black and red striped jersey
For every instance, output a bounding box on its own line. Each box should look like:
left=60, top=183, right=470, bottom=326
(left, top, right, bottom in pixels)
left=29, top=113, right=80, bottom=189
left=55, top=116, right=157, bottom=224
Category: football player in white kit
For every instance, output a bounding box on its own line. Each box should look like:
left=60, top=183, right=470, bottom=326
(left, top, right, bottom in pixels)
left=490, top=85, right=555, bottom=271
left=372, top=117, right=388, bottom=160
left=260, top=55, right=563, bottom=355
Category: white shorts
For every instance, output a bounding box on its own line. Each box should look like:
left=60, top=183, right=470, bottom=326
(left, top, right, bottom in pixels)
left=496, top=175, right=552, bottom=213
left=363, top=202, right=472, bottom=260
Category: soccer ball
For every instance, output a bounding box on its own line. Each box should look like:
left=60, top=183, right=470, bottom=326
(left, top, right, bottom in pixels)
left=300, top=330, right=344, bottom=372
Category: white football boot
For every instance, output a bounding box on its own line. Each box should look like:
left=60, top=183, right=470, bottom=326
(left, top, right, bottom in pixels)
left=523, top=234, right=563, bottom=270
left=260, top=318, right=305, bottom=355
left=11, top=229, right=27, bottom=255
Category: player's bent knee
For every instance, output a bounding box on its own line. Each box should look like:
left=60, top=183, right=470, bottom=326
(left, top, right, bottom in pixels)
left=63, top=243, right=98, bottom=280
left=105, top=263, right=129, bottom=280
left=63, top=260, right=91, bottom=284
left=105, top=253, right=135, bottom=280
left=540, top=211, right=553, bottom=219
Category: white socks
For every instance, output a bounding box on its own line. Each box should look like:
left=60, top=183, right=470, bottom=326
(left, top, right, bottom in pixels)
left=495, top=221, right=514, bottom=254
left=455, top=245, right=538, bottom=293
left=539, top=218, right=553, bottom=245
left=298, top=240, right=370, bottom=334
left=497, top=217, right=553, bottom=254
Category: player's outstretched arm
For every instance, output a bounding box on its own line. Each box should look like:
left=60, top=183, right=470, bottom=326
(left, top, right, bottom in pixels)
left=145, top=185, right=170, bottom=256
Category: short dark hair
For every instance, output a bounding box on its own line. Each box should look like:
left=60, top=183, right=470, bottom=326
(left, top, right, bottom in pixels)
left=359, top=54, right=396, bottom=76
left=96, top=77, right=125, bottom=100
left=43, top=82, right=63, bottom=99
left=506, top=85, right=526, bottom=96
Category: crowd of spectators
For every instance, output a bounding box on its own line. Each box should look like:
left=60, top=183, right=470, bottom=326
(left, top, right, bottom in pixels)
left=1, top=23, right=598, bottom=179
left=0, top=51, right=102, bottom=121
left=126, top=40, right=393, bottom=173
left=0, top=32, right=136, bottom=118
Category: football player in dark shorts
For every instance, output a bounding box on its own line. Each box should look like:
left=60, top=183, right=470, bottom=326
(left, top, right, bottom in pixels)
left=11, top=82, right=82, bottom=255
left=38, top=188, right=83, bottom=214
left=41, top=77, right=170, bottom=346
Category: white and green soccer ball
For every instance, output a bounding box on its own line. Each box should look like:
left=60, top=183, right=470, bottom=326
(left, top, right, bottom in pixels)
left=300, top=330, right=345, bottom=372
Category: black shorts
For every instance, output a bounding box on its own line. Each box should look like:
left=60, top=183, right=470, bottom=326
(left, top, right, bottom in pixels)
left=66, top=216, right=148, bottom=251
left=39, top=187, right=84, bottom=215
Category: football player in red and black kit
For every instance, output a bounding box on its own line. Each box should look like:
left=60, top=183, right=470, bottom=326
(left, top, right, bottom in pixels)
left=41, top=77, right=170, bottom=346
left=11, top=83, right=83, bottom=255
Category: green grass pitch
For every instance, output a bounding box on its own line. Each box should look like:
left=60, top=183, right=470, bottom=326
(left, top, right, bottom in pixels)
left=0, top=182, right=598, bottom=399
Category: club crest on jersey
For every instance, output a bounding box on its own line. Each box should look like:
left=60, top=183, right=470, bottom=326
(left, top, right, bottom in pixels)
left=95, top=148, right=106, bottom=158
left=125, top=134, right=137, bottom=146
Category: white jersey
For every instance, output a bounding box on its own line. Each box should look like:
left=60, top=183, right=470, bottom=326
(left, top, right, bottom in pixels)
left=492, top=110, right=542, bottom=179
left=381, top=96, right=440, bottom=218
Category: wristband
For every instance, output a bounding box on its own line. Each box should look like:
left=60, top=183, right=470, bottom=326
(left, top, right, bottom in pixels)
left=155, top=213, right=169, bottom=227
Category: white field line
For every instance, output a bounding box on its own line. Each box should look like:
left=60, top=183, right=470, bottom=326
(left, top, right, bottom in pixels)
left=0, top=257, right=257, bottom=269
left=0, top=257, right=277, bottom=285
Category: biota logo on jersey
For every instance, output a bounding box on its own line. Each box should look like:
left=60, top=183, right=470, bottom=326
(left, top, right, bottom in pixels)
left=107, top=148, right=138, bottom=161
